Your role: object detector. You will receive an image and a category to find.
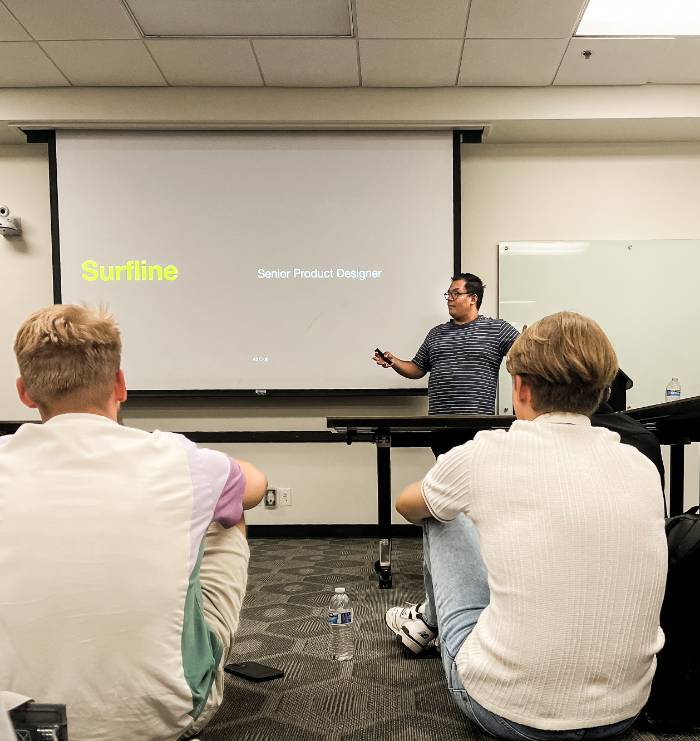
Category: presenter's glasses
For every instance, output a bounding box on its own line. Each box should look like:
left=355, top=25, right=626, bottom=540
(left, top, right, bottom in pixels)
left=444, top=290, right=474, bottom=300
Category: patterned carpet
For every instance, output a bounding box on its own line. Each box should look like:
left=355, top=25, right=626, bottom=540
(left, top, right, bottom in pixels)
left=200, top=537, right=699, bottom=741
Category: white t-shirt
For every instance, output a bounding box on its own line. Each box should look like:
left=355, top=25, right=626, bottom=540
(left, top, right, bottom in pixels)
left=422, top=412, right=667, bottom=730
left=0, top=414, right=246, bottom=741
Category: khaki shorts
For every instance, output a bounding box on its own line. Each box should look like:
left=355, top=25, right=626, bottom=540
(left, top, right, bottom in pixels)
left=182, top=522, right=250, bottom=737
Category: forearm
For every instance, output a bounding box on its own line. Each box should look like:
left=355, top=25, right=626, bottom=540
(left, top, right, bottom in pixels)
left=390, top=359, right=426, bottom=380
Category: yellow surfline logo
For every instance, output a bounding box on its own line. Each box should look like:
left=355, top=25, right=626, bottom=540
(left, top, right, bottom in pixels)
left=81, top=259, right=179, bottom=282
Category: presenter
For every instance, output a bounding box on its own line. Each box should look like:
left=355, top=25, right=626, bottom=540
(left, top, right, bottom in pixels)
left=374, top=272, right=519, bottom=456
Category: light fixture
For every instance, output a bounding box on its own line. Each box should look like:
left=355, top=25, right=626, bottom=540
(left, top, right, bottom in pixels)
left=576, top=0, right=700, bottom=37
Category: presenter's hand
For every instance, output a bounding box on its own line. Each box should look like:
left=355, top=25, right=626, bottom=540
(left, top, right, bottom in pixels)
left=373, top=350, right=394, bottom=368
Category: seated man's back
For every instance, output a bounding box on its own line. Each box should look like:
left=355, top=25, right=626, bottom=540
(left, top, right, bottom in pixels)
left=0, top=415, right=240, bottom=740
left=427, top=415, right=667, bottom=724
left=0, top=304, right=266, bottom=741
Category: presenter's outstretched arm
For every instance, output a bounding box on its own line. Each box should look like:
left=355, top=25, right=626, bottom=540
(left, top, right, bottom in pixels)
left=372, top=350, right=426, bottom=380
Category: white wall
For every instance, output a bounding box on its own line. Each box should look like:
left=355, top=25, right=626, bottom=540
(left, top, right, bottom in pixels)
left=2, top=88, right=700, bottom=521
left=461, top=142, right=700, bottom=510
left=0, top=144, right=53, bottom=421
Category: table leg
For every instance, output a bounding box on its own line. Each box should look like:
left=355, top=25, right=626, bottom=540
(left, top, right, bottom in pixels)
left=374, top=432, right=392, bottom=589
left=669, top=443, right=685, bottom=516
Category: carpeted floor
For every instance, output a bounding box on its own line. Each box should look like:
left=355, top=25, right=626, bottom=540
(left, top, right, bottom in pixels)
left=200, top=537, right=699, bottom=741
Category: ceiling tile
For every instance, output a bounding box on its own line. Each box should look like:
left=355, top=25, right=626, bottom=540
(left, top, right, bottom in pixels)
left=40, top=41, right=166, bottom=86
left=360, top=39, right=462, bottom=86
left=554, top=38, right=700, bottom=86
left=254, top=39, right=358, bottom=86
left=2, top=0, right=139, bottom=40
left=126, top=0, right=351, bottom=37
left=0, top=4, right=30, bottom=41
left=356, top=0, right=469, bottom=39
left=146, top=39, right=262, bottom=85
left=467, top=0, right=587, bottom=38
left=459, top=38, right=567, bottom=86
left=0, top=42, right=68, bottom=86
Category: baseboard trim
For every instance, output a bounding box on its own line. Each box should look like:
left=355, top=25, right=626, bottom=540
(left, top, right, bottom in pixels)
left=247, top=524, right=421, bottom=538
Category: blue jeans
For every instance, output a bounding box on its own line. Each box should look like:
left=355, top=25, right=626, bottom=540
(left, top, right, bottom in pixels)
left=421, top=515, right=637, bottom=741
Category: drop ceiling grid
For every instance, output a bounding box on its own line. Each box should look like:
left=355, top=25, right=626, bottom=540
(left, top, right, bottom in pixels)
left=0, top=0, right=698, bottom=88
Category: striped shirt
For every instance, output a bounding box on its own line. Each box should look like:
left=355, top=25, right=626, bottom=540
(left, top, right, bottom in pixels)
left=413, top=315, right=519, bottom=415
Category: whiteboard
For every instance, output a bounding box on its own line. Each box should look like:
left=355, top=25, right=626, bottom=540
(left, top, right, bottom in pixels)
left=497, top=240, right=700, bottom=413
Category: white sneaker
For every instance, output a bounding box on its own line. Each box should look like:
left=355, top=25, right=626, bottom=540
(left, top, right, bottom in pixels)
left=385, top=602, right=438, bottom=655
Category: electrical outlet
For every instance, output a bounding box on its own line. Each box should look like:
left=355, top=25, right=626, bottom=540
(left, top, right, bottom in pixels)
left=264, top=488, right=277, bottom=508
left=278, top=487, right=292, bottom=506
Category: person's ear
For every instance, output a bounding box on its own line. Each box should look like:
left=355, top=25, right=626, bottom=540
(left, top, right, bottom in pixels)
left=16, top=377, right=38, bottom=409
left=513, top=374, right=531, bottom=406
left=115, top=370, right=127, bottom=404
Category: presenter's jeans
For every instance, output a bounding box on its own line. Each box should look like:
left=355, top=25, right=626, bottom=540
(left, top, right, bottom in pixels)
left=421, top=515, right=637, bottom=741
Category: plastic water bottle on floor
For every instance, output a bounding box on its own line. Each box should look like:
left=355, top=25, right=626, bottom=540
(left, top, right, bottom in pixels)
left=329, top=587, right=354, bottom=660
left=665, top=377, right=681, bottom=403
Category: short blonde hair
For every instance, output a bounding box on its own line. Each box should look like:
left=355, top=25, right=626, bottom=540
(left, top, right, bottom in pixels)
left=14, top=304, right=121, bottom=409
left=506, top=311, right=618, bottom=415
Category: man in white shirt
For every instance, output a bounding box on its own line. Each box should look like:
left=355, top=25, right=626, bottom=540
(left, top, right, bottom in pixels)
left=385, top=311, right=667, bottom=739
left=0, top=305, right=268, bottom=741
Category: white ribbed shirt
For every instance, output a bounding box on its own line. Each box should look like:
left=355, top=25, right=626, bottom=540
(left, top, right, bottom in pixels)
left=422, top=412, right=667, bottom=730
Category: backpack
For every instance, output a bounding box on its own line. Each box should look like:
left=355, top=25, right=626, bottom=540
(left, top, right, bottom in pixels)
left=638, top=506, right=700, bottom=731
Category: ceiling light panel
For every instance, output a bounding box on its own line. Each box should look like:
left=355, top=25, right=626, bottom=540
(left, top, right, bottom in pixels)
left=577, top=0, right=700, bottom=36
left=125, top=0, right=352, bottom=37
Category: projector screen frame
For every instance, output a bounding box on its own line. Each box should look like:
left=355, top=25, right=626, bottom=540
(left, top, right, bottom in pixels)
left=25, top=127, right=482, bottom=399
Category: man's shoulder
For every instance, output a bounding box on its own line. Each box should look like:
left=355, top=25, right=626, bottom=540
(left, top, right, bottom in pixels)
left=425, top=321, right=452, bottom=338
left=477, top=315, right=516, bottom=330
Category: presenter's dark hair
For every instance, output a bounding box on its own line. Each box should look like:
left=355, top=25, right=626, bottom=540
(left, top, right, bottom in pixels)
left=452, top=273, right=485, bottom=309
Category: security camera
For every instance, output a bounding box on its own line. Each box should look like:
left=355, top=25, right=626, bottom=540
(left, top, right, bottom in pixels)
left=0, top=206, right=21, bottom=237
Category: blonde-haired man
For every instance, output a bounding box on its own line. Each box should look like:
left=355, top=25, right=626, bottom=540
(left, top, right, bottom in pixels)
left=386, top=311, right=667, bottom=739
left=0, top=305, right=267, bottom=741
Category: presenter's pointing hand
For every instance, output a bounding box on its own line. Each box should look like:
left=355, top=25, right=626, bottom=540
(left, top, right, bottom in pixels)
left=373, top=350, right=394, bottom=368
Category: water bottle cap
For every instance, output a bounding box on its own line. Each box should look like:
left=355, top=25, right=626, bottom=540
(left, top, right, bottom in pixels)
left=334, top=587, right=346, bottom=593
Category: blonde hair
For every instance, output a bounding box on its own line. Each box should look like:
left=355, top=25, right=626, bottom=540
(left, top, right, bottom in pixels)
left=14, top=304, right=121, bottom=409
left=506, top=311, right=618, bottom=415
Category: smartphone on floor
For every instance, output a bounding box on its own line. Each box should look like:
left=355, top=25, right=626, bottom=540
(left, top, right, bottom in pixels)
left=224, top=661, right=284, bottom=682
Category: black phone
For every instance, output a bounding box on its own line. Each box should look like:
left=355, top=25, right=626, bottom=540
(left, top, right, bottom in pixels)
left=374, top=347, right=389, bottom=362
left=224, top=661, right=284, bottom=682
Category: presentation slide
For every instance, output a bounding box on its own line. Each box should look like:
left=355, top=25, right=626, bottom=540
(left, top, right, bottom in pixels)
left=55, top=131, right=453, bottom=392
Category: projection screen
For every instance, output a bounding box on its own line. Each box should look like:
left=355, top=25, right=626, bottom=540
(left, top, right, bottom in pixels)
left=55, top=131, right=454, bottom=393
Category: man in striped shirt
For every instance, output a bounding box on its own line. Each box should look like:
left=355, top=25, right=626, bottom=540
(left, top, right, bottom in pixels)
left=374, top=273, right=519, bottom=455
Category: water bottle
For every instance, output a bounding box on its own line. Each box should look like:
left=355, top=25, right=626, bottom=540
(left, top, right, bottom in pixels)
left=328, top=587, right=354, bottom=660
left=665, top=377, right=681, bottom=403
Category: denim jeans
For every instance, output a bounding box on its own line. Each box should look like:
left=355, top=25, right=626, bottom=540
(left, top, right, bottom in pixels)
left=421, top=515, right=637, bottom=741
